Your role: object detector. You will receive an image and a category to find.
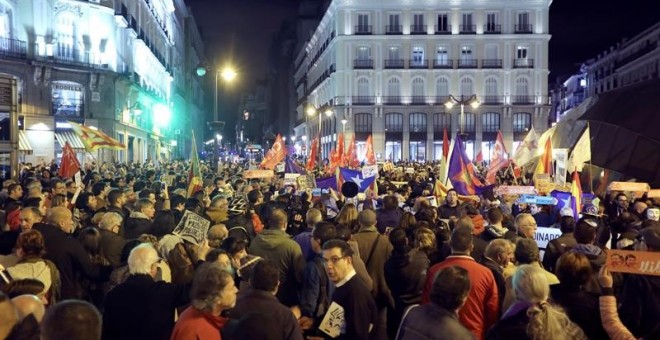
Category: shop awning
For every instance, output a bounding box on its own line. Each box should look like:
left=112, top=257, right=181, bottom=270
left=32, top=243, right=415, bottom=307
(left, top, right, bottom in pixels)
left=55, top=131, right=86, bottom=151
left=18, top=130, right=32, bottom=154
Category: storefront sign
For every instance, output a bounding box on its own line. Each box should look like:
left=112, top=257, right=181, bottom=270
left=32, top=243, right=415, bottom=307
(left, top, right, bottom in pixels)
left=606, top=249, right=660, bottom=276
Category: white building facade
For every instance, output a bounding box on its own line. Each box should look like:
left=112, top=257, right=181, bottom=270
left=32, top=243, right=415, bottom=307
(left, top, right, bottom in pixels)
left=294, top=0, right=551, bottom=162
left=0, top=0, right=205, bottom=173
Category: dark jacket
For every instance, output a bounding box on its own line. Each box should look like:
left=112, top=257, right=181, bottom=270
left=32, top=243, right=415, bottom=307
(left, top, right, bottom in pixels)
left=103, top=274, right=190, bottom=340
left=396, top=303, right=475, bottom=340
left=353, top=225, right=394, bottom=309
left=487, top=302, right=586, bottom=340
left=227, top=288, right=304, bottom=340
left=33, top=223, right=111, bottom=300
left=438, top=204, right=460, bottom=219
left=542, top=232, right=577, bottom=273
left=619, top=273, right=660, bottom=338
left=98, top=229, right=126, bottom=268
left=478, top=225, right=517, bottom=243
left=570, top=244, right=606, bottom=294
left=479, top=256, right=506, bottom=316
left=123, top=212, right=153, bottom=240
left=550, top=283, right=608, bottom=340
left=376, top=209, right=402, bottom=234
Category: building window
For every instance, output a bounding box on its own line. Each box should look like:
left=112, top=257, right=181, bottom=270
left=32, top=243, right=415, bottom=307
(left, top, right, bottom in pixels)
left=412, top=46, right=424, bottom=64
left=385, top=141, right=401, bottom=162
left=410, top=141, right=426, bottom=161
left=513, top=112, right=532, bottom=132
left=485, top=77, right=498, bottom=103
left=433, top=113, right=451, bottom=131
left=411, top=78, right=425, bottom=103
left=436, top=77, right=449, bottom=100
left=409, top=113, right=426, bottom=132
left=482, top=112, right=500, bottom=133
left=388, top=14, right=400, bottom=33
left=517, top=46, right=528, bottom=59
left=462, top=113, right=476, bottom=132
left=357, top=14, right=370, bottom=33
left=354, top=113, right=372, bottom=132
left=0, top=3, right=12, bottom=39
left=436, top=14, right=449, bottom=32
left=387, top=77, right=401, bottom=98
left=357, top=46, right=371, bottom=59
left=461, top=45, right=473, bottom=61
left=461, top=13, right=474, bottom=32
left=460, top=77, right=474, bottom=97
left=357, top=78, right=370, bottom=98
left=385, top=113, right=403, bottom=132
left=51, top=82, right=84, bottom=116
left=56, top=13, right=76, bottom=60
left=515, top=77, right=530, bottom=103
left=485, top=13, right=498, bottom=32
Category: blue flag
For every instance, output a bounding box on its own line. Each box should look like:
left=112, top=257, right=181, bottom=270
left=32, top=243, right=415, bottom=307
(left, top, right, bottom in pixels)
left=550, top=190, right=573, bottom=217
left=338, top=167, right=376, bottom=192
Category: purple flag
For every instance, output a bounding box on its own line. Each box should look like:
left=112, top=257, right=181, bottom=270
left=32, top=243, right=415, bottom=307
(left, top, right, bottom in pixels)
left=448, top=135, right=492, bottom=195
left=316, top=176, right=337, bottom=191
left=285, top=157, right=305, bottom=174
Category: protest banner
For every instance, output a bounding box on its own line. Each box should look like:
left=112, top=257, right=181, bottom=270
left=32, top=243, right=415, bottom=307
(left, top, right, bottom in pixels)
left=534, top=173, right=553, bottom=194
left=296, top=174, right=316, bottom=190
left=284, top=173, right=300, bottom=186
left=517, top=194, right=558, bottom=205
left=608, top=181, right=650, bottom=193
left=646, top=189, right=660, bottom=198
left=495, top=185, right=536, bottom=196
left=405, top=167, right=415, bottom=174
left=172, top=210, right=211, bottom=245
left=243, top=169, right=275, bottom=179
left=383, top=162, right=395, bottom=172
left=362, top=165, right=378, bottom=178
left=605, top=249, right=660, bottom=276
left=533, top=227, right=562, bottom=251
left=553, top=149, right=568, bottom=187
left=319, top=302, right=346, bottom=337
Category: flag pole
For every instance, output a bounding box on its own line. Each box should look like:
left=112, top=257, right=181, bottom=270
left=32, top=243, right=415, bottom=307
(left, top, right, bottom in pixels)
left=587, top=121, right=594, bottom=194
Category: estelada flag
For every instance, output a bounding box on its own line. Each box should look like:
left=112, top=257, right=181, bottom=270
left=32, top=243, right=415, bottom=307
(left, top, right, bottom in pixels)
left=365, top=134, right=376, bottom=165
left=486, top=131, right=510, bottom=184
left=58, top=142, right=80, bottom=179
left=68, top=121, right=125, bottom=151
left=261, top=134, right=287, bottom=170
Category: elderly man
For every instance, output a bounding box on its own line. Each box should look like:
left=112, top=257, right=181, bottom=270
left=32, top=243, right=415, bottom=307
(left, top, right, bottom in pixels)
left=42, top=300, right=102, bottom=340
left=103, top=243, right=208, bottom=340
left=479, top=239, right=513, bottom=314
left=33, top=207, right=111, bottom=300
left=514, top=213, right=537, bottom=239
left=98, top=212, right=126, bottom=268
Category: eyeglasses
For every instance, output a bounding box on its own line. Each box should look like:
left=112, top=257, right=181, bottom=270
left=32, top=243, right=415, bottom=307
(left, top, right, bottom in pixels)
left=321, top=256, right=348, bottom=265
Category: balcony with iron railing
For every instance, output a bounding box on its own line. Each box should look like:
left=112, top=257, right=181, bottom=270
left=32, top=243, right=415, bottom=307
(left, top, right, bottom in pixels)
left=433, top=59, right=453, bottom=69
left=410, top=96, right=427, bottom=105
left=35, top=42, right=109, bottom=70
left=355, top=25, right=372, bottom=35
left=384, top=59, right=405, bottom=69
left=481, top=59, right=503, bottom=68
left=352, top=96, right=376, bottom=105
left=484, top=24, right=501, bottom=34
left=459, top=24, right=476, bottom=34
left=434, top=24, right=451, bottom=34
left=458, top=59, right=478, bottom=68
left=513, top=58, right=534, bottom=68
left=382, top=96, right=403, bottom=105
left=482, top=95, right=504, bottom=105
left=515, top=24, right=533, bottom=33
left=410, top=25, right=427, bottom=35
left=409, top=59, right=429, bottom=69
left=0, top=37, right=27, bottom=58
left=511, top=95, right=534, bottom=105
left=386, top=25, right=402, bottom=34
left=354, top=59, right=374, bottom=69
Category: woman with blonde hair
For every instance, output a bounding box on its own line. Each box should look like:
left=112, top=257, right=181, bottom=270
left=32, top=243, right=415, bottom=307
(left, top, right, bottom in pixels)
left=487, top=264, right=587, bottom=340
left=335, top=203, right=359, bottom=232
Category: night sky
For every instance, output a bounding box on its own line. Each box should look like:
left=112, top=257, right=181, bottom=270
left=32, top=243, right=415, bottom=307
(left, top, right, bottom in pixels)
left=185, top=0, right=660, bottom=138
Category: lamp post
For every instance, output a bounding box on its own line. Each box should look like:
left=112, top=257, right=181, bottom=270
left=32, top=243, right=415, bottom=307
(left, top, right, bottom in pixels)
left=445, top=94, right=480, bottom=136
left=341, top=119, right=347, bottom=134
left=306, top=105, right=333, bottom=167
left=199, top=66, right=236, bottom=170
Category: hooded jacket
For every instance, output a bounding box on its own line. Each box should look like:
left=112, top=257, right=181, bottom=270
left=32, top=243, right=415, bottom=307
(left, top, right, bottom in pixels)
left=570, top=243, right=606, bottom=294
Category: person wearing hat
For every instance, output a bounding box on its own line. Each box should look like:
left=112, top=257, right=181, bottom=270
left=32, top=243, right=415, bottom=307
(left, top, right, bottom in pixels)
left=617, top=222, right=660, bottom=338
left=542, top=215, right=578, bottom=273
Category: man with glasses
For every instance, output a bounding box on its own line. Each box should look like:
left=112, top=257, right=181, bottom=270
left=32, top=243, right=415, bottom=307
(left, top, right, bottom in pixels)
left=514, top=213, right=537, bottom=239
left=321, top=239, right=378, bottom=340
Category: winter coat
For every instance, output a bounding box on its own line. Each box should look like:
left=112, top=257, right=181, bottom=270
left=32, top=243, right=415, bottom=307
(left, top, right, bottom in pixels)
left=98, top=229, right=126, bottom=268
left=123, top=211, right=153, bottom=239
left=353, top=225, right=395, bottom=309
left=384, top=247, right=429, bottom=334
left=542, top=232, right=577, bottom=273
left=550, top=283, right=608, bottom=340
left=396, top=303, right=475, bottom=340
left=618, top=273, right=660, bottom=338
left=570, top=244, right=607, bottom=294
left=376, top=209, right=402, bottom=234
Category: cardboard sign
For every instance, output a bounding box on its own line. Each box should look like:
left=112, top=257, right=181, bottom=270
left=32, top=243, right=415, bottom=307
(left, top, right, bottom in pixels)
left=275, top=162, right=285, bottom=173
left=608, top=181, right=650, bottom=193
left=383, top=162, right=395, bottom=172
left=362, top=165, right=378, bottom=178
left=534, top=173, right=553, bottom=194
left=533, top=227, right=563, bottom=251
left=606, top=249, right=660, bottom=276
left=553, top=149, right=568, bottom=187
left=243, top=169, right=275, bottom=179
left=319, top=301, right=346, bottom=338
left=284, top=173, right=300, bottom=186
left=495, top=185, right=536, bottom=196
left=296, top=174, right=316, bottom=190
left=172, top=210, right=211, bottom=245
left=648, top=189, right=660, bottom=198
left=405, top=167, right=415, bottom=174
left=517, top=194, right=558, bottom=206
left=74, top=171, right=82, bottom=188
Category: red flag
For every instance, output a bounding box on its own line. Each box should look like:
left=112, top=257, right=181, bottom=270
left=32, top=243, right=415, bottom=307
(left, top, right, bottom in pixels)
left=345, top=135, right=360, bottom=168
left=336, top=133, right=345, bottom=167
left=58, top=142, right=80, bottom=179
left=534, top=136, right=553, bottom=175
left=486, top=131, right=510, bottom=184
left=260, top=134, right=287, bottom=170
left=475, top=150, right=483, bottom=163
left=442, top=128, right=450, bottom=159
left=306, top=135, right=319, bottom=171
left=365, top=134, right=376, bottom=165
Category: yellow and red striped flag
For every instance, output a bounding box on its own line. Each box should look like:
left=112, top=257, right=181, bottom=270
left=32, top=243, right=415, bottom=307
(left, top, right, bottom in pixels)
left=68, top=121, right=125, bottom=151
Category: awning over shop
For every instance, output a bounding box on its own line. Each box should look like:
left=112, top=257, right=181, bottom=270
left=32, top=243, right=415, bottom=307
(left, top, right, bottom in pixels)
left=55, top=131, right=86, bottom=151
left=19, top=130, right=32, bottom=154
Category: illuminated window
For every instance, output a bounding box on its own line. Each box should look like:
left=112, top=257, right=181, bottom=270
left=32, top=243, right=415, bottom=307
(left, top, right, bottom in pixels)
left=51, top=82, right=83, bottom=116
left=385, top=113, right=403, bottom=132
left=354, top=113, right=372, bottom=132
left=409, top=113, right=426, bottom=132
left=513, top=112, right=532, bottom=132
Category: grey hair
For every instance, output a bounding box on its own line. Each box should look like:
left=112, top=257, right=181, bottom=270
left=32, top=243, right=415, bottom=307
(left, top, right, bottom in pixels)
left=191, top=263, right=234, bottom=312
left=128, top=243, right=159, bottom=275
left=485, top=239, right=513, bottom=259
left=99, top=212, right=123, bottom=231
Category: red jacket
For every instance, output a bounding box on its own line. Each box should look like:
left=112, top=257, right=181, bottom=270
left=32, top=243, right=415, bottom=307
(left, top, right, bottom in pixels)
left=170, top=306, right=229, bottom=340
left=421, top=255, right=499, bottom=340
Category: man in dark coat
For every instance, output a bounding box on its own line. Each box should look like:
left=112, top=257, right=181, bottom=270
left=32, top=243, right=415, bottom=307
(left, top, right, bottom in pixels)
left=33, top=207, right=111, bottom=300
left=376, top=196, right=402, bottom=234
left=124, top=198, right=156, bottom=239
left=103, top=243, right=207, bottom=340
left=98, top=212, right=126, bottom=268
left=479, top=239, right=512, bottom=315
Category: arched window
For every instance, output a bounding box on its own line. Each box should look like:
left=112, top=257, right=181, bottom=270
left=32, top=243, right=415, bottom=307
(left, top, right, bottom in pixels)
left=462, top=112, right=476, bottom=132
left=435, top=77, right=449, bottom=100
left=354, top=113, right=372, bottom=132
left=513, top=112, right=532, bottom=132
left=409, top=113, right=426, bottom=132
left=385, top=113, right=403, bottom=132
left=460, top=77, right=474, bottom=97
left=514, top=77, right=530, bottom=103
left=433, top=113, right=451, bottom=131
left=482, top=112, right=500, bottom=133
left=386, top=77, right=400, bottom=104
left=411, top=77, right=425, bottom=103
left=56, top=13, right=76, bottom=59
left=356, top=77, right=370, bottom=103
left=484, top=77, right=498, bottom=103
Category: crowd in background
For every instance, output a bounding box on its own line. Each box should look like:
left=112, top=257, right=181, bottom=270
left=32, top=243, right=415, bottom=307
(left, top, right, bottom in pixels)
left=0, top=158, right=658, bottom=340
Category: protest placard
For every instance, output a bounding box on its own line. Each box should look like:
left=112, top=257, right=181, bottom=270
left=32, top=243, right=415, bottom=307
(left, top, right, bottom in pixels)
left=275, top=162, right=285, bottom=173
left=608, top=181, right=650, bottom=193
left=172, top=210, right=211, bottom=245
left=243, top=169, right=275, bottom=179
left=553, top=149, right=568, bottom=187
left=495, top=186, right=536, bottom=195
left=296, top=174, right=316, bottom=190
left=517, top=195, right=558, bottom=205
left=534, top=173, right=553, bottom=194
left=605, top=249, right=660, bottom=276
left=533, top=227, right=562, bottom=251
left=648, top=189, right=660, bottom=198
left=405, top=167, right=415, bottom=174
left=362, top=165, right=378, bottom=178
left=284, top=173, right=300, bottom=186
left=74, top=172, right=82, bottom=188
left=319, top=302, right=346, bottom=338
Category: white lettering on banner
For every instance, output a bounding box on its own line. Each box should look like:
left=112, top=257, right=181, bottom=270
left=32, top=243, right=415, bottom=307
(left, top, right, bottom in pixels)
left=172, top=210, right=211, bottom=245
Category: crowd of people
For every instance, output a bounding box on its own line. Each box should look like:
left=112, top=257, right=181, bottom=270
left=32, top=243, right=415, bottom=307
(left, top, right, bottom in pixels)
left=0, top=158, right=658, bottom=340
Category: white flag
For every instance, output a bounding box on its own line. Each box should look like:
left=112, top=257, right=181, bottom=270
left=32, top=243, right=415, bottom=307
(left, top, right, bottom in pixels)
left=512, top=127, right=539, bottom=166
left=568, top=126, right=591, bottom=172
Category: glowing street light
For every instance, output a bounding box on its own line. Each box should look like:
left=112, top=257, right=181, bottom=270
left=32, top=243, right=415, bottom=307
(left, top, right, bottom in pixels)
left=445, top=94, right=480, bottom=134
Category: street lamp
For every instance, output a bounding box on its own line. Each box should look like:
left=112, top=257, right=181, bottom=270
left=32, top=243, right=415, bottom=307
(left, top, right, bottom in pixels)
left=445, top=94, right=480, bottom=135
left=341, top=119, right=347, bottom=133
